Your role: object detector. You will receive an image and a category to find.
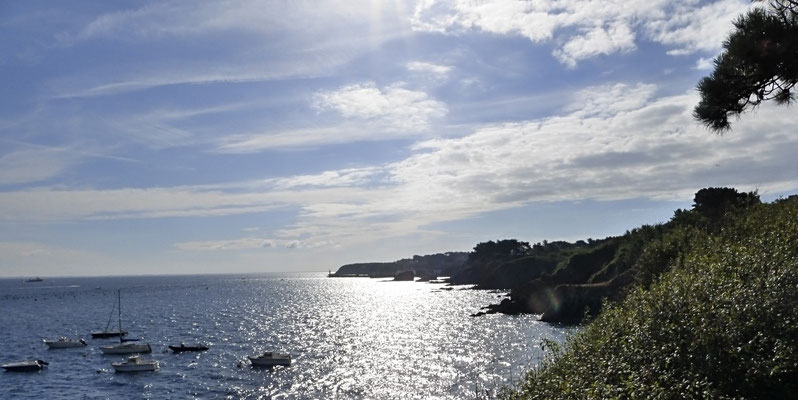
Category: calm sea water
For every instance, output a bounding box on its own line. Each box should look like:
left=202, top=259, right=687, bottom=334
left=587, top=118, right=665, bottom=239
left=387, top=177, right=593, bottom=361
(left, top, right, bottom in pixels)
left=0, top=273, right=571, bottom=399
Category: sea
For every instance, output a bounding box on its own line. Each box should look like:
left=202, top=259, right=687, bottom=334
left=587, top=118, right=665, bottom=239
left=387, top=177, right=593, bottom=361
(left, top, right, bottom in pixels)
left=0, top=273, right=572, bottom=399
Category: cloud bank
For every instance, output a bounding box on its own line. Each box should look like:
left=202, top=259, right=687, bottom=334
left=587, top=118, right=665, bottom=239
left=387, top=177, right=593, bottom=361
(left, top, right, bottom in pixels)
left=3, top=83, right=795, bottom=250
left=411, top=0, right=751, bottom=67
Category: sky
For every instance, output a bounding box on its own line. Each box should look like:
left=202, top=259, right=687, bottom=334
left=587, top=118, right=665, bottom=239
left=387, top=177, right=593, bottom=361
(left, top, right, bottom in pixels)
left=1, top=0, right=796, bottom=277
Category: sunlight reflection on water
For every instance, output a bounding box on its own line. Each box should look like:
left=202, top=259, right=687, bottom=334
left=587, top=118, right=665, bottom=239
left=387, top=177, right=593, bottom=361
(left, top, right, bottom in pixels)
left=0, top=274, right=572, bottom=399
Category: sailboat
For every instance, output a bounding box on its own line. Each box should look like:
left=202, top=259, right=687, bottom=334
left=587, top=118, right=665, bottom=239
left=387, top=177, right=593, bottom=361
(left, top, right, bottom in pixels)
left=91, top=290, right=128, bottom=339
left=99, top=290, right=152, bottom=355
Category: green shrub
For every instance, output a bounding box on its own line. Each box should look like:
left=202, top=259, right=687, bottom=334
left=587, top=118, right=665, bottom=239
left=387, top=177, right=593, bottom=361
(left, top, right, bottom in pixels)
left=504, top=198, right=798, bottom=399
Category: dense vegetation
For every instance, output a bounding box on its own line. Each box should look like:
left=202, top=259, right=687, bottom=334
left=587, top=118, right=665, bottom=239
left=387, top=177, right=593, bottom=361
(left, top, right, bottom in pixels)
left=331, top=252, right=468, bottom=278
left=330, top=189, right=797, bottom=396
left=453, top=188, right=770, bottom=323
left=503, top=194, right=798, bottom=399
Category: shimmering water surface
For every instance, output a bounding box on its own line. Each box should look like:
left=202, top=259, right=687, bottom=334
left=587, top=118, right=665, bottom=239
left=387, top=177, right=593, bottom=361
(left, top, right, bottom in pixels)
left=0, top=273, right=571, bottom=399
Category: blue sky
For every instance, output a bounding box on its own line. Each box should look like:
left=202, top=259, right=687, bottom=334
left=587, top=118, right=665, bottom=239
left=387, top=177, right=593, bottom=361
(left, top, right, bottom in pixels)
left=1, top=0, right=796, bottom=277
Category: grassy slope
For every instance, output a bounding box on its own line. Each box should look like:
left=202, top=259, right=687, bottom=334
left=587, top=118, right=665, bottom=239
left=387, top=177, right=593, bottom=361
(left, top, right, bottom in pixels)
left=504, top=197, right=798, bottom=399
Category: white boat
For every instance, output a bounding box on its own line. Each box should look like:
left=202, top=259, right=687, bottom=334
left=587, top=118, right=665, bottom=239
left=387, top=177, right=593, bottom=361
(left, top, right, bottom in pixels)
left=100, top=341, right=152, bottom=354
left=98, top=289, right=152, bottom=354
left=2, top=360, right=48, bottom=372
left=249, top=352, right=291, bottom=367
left=44, top=337, right=87, bottom=348
left=111, top=355, right=159, bottom=372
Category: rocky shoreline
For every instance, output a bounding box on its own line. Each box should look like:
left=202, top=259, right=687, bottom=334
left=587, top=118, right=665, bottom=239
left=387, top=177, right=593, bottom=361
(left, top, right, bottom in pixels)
left=330, top=188, right=768, bottom=324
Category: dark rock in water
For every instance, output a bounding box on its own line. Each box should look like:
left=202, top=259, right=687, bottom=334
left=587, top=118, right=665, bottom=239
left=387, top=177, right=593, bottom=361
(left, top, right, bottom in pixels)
left=471, top=297, right=525, bottom=317
left=393, top=270, right=415, bottom=281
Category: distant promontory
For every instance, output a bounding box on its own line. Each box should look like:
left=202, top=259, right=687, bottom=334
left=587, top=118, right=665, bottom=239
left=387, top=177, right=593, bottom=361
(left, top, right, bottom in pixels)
left=330, top=187, right=782, bottom=325
left=329, top=252, right=468, bottom=279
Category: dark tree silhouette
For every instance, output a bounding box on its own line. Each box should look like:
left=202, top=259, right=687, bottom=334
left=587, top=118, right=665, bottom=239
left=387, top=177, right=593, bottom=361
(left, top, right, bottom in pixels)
left=694, top=0, right=797, bottom=131
left=470, top=239, right=530, bottom=261
left=692, top=187, right=760, bottom=219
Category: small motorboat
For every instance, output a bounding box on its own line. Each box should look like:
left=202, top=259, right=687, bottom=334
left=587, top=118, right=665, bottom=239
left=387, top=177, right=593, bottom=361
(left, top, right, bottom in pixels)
left=111, top=355, right=159, bottom=372
left=44, top=337, right=87, bottom=349
left=2, top=360, right=48, bottom=372
left=249, top=352, right=291, bottom=367
left=100, top=342, right=152, bottom=354
left=168, top=343, right=209, bottom=353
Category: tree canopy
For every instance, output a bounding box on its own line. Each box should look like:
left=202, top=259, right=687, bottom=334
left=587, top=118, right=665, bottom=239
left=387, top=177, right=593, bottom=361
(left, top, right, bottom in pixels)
left=692, top=187, right=760, bottom=218
left=470, top=239, right=531, bottom=261
left=694, top=0, right=797, bottom=131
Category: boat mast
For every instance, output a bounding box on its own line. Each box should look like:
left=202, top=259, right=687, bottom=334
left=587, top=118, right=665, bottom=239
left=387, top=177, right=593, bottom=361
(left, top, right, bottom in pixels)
left=103, top=293, right=118, bottom=332
left=117, top=289, right=122, bottom=343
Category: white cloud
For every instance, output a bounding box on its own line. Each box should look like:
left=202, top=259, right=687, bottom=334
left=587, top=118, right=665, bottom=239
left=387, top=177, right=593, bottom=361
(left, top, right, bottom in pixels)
left=60, top=0, right=399, bottom=44
left=1, top=83, right=796, bottom=252
left=280, top=84, right=797, bottom=244
left=0, top=187, right=285, bottom=221
left=214, top=125, right=397, bottom=153
left=554, top=22, right=636, bottom=68
left=269, top=168, right=385, bottom=189
left=52, top=62, right=336, bottom=100
left=173, top=237, right=272, bottom=251
left=0, top=147, right=82, bottom=185
left=694, top=57, right=714, bottom=70
left=412, top=0, right=751, bottom=66
left=50, top=0, right=412, bottom=98
left=173, top=237, right=335, bottom=251
left=214, top=82, right=448, bottom=153
left=406, top=61, right=453, bottom=79
left=566, top=83, right=658, bottom=117
left=646, top=0, right=752, bottom=55
left=312, top=82, right=448, bottom=131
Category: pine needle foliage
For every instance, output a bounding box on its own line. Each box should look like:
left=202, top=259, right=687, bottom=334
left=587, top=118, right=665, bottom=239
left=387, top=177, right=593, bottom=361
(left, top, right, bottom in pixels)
left=694, top=1, right=798, bottom=131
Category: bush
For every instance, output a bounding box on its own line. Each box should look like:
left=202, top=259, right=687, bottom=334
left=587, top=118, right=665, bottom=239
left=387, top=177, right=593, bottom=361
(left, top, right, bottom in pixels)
left=504, top=198, right=798, bottom=399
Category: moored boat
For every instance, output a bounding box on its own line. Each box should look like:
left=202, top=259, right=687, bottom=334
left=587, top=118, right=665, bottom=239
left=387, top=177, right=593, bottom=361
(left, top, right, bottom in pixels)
left=169, top=343, right=209, bottom=352
left=2, top=360, right=48, bottom=372
left=91, top=330, right=128, bottom=339
left=44, top=337, right=87, bottom=348
left=249, top=352, right=291, bottom=367
left=98, top=289, right=152, bottom=354
left=92, top=289, right=128, bottom=338
left=112, top=355, right=158, bottom=372
left=100, top=342, right=152, bottom=354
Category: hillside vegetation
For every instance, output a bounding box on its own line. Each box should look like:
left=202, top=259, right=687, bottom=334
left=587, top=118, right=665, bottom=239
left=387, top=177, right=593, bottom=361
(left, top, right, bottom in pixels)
left=503, top=194, right=798, bottom=399
left=331, top=252, right=468, bottom=278
left=458, top=188, right=767, bottom=323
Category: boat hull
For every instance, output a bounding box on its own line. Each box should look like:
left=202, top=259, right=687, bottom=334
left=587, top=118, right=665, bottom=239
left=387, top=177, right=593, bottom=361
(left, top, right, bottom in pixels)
left=169, top=345, right=209, bottom=352
left=91, top=330, right=128, bottom=339
left=44, top=338, right=86, bottom=348
left=112, top=361, right=159, bottom=372
left=249, top=353, right=291, bottom=367
left=100, top=343, right=152, bottom=354
left=2, top=360, right=47, bottom=372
